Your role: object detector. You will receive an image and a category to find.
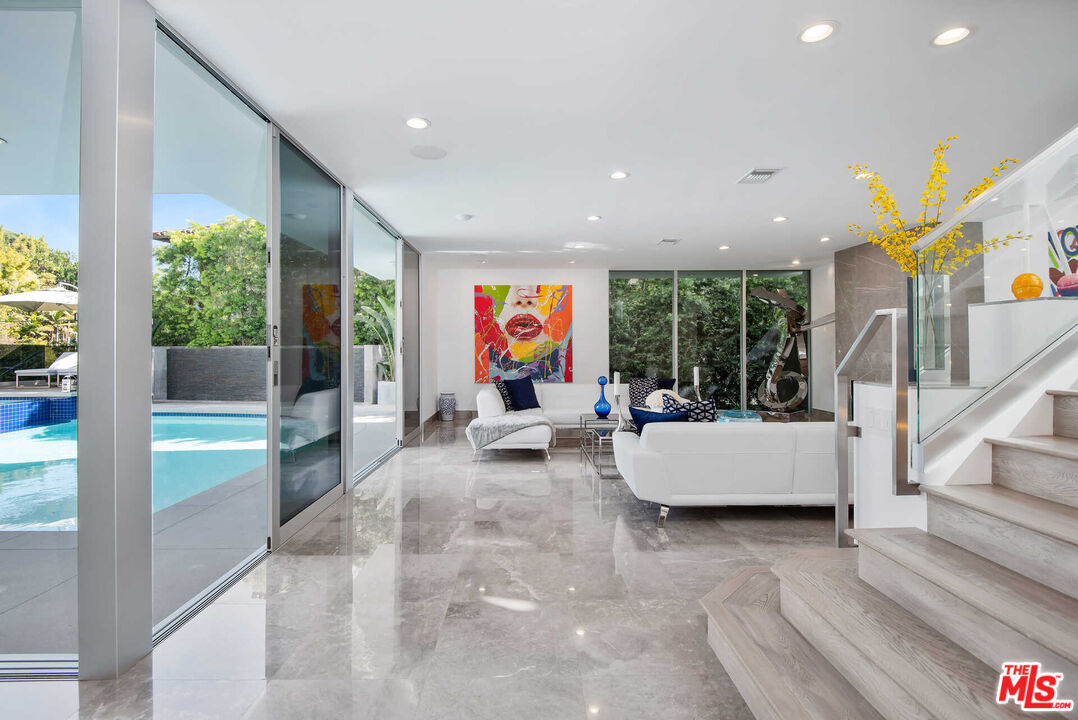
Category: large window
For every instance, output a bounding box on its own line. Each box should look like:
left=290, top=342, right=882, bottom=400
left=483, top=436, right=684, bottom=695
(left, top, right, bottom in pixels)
left=0, top=3, right=81, bottom=664
left=609, top=270, right=810, bottom=411
left=609, top=272, right=674, bottom=377
left=352, top=201, right=397, bottom=474
left=677, top=271, right=741, bottom=407
left=150, top=30, right=270, bottom=630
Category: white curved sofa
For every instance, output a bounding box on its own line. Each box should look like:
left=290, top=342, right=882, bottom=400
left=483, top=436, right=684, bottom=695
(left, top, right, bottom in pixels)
left=612, top=421, right=842, bottom=525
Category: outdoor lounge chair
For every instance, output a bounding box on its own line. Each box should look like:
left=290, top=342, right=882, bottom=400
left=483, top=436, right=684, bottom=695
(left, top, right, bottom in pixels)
left=14, top=352, right=78, bottom=388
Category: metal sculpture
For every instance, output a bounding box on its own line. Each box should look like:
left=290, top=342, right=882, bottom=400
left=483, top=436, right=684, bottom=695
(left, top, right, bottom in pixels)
left=749, top=287, right=810, bottom=412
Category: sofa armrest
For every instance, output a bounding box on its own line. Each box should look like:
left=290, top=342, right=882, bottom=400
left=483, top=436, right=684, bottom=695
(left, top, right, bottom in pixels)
left=476, top=385, right=506, bottom=418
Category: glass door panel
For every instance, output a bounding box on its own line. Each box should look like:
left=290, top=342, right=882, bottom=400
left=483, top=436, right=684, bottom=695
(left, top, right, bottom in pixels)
left=0, top=3, right=81, bottom=665
left=351, top=202, right=398, bottom=474
left=151, top=30, right=270, bottom=629
left=401, top=243, right=420, bottom=441
left=277, top=138, right=342, bottom=526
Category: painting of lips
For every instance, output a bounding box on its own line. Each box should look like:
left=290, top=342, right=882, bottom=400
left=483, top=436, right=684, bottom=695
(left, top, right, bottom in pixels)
left=474, top=284, right=573, bottom=382
left=506, top=313, right=544, bottom=340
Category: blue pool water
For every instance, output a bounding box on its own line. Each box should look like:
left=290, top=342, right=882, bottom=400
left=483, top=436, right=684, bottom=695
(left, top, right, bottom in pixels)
left=0, top=414, right=267, bottom=529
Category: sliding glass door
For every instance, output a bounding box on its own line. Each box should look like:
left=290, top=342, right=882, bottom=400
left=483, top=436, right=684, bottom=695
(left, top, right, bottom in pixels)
left=150, top=29, right=271, bottom=630
left=677, top=271, right=742, bottom=407
left=0, top=3, right=81, bottom=669
left=401, top=243, right=421, bottom=441
left=351, top=201, right=398, bottom=475
left=275, top=138, right=343, bottom=531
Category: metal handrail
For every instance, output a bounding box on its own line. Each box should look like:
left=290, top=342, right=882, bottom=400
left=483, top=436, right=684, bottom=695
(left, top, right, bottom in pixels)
left=834, top=308, right=918, bottom=548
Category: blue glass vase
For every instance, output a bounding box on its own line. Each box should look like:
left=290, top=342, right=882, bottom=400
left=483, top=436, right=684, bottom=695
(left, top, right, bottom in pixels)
left=594, top=376, right=611, bottom=419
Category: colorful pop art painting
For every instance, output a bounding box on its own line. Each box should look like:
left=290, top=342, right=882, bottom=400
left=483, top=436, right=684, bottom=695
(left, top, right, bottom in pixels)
left=474, top=284, right=573, bottom=382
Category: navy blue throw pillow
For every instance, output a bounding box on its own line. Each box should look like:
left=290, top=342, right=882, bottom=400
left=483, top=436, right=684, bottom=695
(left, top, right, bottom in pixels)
left=656, top=378, right=677, bottom=391
left=503, top=377, right=540, bottom=411
left=629, top=406, right=687, bottom=434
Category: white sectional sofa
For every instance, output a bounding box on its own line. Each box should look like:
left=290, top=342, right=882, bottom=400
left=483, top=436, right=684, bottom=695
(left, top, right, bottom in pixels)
left=472, top=382, right=611, bottom=451
left=612, top=420, right=841, bottom=525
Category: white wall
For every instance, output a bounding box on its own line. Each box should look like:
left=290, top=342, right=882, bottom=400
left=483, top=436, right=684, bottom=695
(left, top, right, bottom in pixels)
left=810, top=261, right=836, bottom=412
left=421, top=256, right=609, bottom=414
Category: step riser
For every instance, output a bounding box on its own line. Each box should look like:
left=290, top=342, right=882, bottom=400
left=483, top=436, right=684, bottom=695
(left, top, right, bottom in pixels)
left=927, top=495, right=1078, bottom=599
left=858, top=545, right=1078, bottom=679
left=992, top=444, right=1078, bottom=509
left=1055, top=395, right=1078, bottom=439
left=706, top=616, right=785, bottom=720
left=778, top=584, right=936, bottom=720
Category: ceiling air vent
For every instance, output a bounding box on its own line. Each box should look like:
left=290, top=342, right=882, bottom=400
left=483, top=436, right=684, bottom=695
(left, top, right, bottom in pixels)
left=657, top=238, right=681, bottom=246
left=737, top=168, right=781, bottom=185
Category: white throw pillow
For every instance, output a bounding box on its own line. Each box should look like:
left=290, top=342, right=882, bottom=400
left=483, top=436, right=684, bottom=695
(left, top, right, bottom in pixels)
left=644, top=389, right=688, bottom=411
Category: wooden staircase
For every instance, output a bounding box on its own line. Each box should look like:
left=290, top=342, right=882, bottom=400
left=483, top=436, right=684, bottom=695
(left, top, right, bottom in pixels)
left=702, top=388, right=1078, bottom=719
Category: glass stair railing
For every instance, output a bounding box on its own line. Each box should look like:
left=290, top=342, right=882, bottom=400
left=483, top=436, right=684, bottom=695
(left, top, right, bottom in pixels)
left=913, top=123, right=1078, bottom=443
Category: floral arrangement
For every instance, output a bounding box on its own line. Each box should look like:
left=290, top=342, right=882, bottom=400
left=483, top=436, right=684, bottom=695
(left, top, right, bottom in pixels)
left=848, top=136, right=1029, bottom=277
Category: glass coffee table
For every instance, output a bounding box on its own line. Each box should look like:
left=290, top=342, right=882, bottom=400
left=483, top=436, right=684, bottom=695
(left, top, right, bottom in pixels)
left=579, top=415, right=623, bottom=479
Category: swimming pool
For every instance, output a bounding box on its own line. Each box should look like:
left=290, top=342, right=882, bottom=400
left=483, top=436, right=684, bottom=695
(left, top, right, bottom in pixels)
left=0, top=414, right=267, bottom=529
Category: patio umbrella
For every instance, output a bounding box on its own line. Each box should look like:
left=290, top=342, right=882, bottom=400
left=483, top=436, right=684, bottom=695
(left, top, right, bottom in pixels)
left=0, top=286, right=78, bottom=313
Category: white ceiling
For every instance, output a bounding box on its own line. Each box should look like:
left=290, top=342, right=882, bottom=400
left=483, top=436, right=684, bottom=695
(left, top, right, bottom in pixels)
left=151, top=0, right=1078, bottom=269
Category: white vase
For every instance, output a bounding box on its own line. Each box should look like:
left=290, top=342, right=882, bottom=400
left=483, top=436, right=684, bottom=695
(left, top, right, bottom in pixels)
left=376, top=380, right=396, bottom=407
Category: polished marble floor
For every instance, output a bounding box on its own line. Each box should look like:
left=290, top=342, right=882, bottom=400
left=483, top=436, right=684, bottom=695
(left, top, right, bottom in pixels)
left=1, top=424, right=834, bottom=719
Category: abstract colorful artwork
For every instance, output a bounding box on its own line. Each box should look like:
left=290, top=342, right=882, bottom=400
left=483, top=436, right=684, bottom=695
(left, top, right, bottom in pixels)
left=302, top=283, right=341, bottom=387
left=1048, top=224, right=1078, bottom=296
left=474, top=284, right=573, bottom=383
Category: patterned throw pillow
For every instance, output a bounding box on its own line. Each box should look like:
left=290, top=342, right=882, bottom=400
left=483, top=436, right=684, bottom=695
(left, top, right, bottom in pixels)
left=661, top=394, right=718, bottom=422
left=629, top=377, right=658, bottom=408
left=493, top=380, right=515, bottom=411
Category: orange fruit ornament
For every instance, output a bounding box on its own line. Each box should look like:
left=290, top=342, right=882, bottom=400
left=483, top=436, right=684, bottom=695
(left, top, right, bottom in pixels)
left=1011, top=272, right=1044, bottom=299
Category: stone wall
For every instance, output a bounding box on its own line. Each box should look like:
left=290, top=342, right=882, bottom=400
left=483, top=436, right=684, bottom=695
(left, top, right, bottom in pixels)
left=835, top=232, right=983, bottom=385
left=154, top=345, right=383, bottom=402
left=164, top=346, right=266, bottom=401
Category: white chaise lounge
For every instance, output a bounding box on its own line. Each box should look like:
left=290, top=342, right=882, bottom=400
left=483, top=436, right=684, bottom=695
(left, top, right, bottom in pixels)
left=15, top=351, right=78, bottom=388
left=612, top=420, right=842, bottom=525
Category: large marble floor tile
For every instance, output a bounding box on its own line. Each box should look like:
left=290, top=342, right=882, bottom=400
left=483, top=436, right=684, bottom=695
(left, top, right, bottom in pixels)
left=0, top=430, right=837, bottom=719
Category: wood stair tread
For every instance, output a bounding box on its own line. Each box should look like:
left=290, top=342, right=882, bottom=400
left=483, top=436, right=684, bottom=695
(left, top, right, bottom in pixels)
left=773, top=548, right=1039, bottom=720
left=849, top=527, right=1078, bottom=666
left=920, top=483, right=1078, bottom=546
left=701, top=566, right=884, bottom=720
left=985, top=434, right=1078, bottom=461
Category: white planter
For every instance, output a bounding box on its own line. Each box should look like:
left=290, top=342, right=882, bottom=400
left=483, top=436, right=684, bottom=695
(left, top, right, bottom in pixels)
left=377, top=380, right=396, bottom=407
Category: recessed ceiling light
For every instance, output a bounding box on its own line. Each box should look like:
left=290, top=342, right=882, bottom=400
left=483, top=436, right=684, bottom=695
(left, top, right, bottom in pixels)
left=609, top=170, right=629, bottom=180
left=719, top=245, right=731, bottom=250
left=587, top=215, right=602, bottom=222
left=799, top=22, right=835, bottom=43
left=772, top=216, right=788, bottom=223
left=820, top=236, right=830, bottom=242
left=933, top=27, right=970, bottom=46
left=456, top=213, right=474, bottom=221
left=792, top=259, right=801, bottom=265
left=569, top=260, right=576, bottom=264
left=989, top=197, right=999, bottom=203
left=405, top=116, right=430, bottom=129
left=480, top=260, right=486, bottom=264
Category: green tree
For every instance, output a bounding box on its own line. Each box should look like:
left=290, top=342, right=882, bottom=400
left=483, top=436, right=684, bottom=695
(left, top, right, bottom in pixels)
left=151, top=217, right=266, bottom=346
left=0, top=227, right=78, bottom=343
left=352, top=269, right=394, bottom=346
left=609, top=274, right=674, bottom=378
